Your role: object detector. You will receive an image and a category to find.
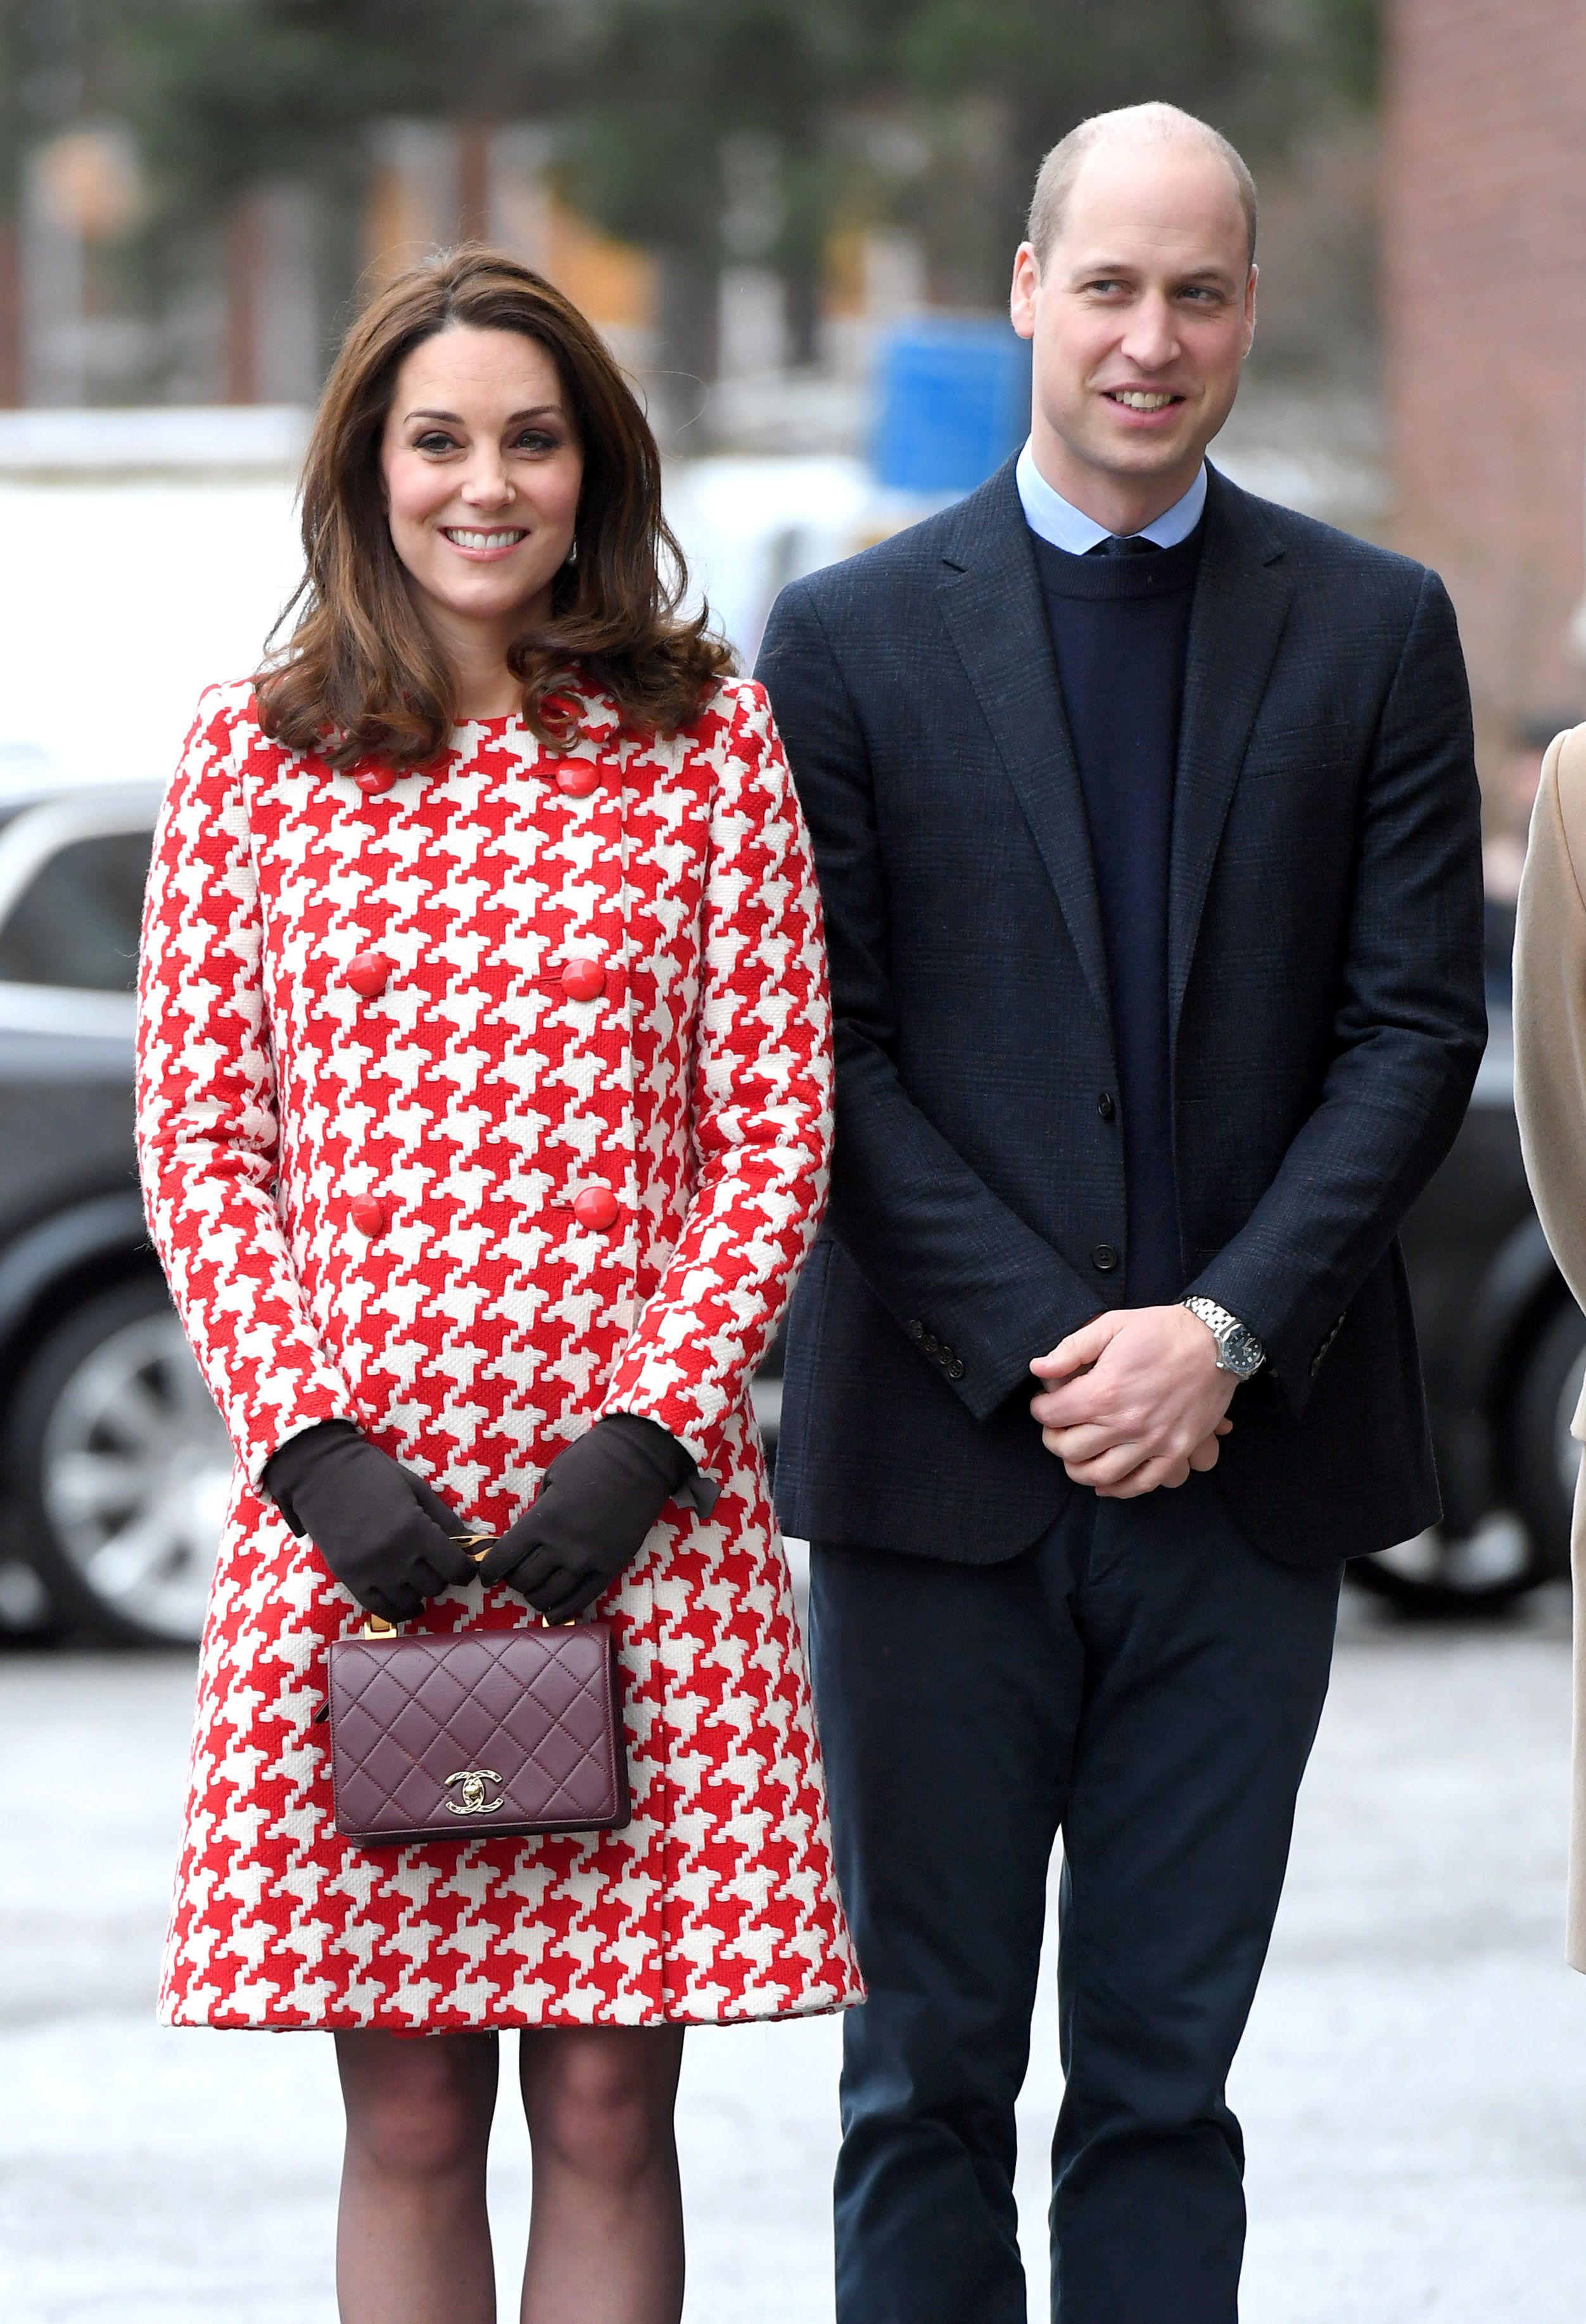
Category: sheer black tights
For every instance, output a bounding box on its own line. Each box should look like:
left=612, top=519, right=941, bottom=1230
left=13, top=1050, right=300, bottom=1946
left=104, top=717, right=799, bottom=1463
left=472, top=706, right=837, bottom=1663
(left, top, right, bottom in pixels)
left=334, top=2024, right=685, bottom=2324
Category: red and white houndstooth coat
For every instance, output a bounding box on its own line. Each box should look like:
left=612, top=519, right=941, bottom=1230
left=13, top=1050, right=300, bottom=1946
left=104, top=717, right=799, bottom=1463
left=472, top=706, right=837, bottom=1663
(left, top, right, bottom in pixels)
left=136, top=672, right=861, bottom=2032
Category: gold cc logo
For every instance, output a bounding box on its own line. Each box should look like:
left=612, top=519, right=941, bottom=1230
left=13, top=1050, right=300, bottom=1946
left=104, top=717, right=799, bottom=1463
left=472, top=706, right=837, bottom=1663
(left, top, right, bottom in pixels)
left=444, top=1768, right=506, bottom=1816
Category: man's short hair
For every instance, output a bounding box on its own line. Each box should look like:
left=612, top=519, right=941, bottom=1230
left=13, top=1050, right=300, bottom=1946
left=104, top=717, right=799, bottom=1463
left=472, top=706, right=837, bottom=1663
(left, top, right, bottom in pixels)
left=1027, top=103, right=1257, bottom=270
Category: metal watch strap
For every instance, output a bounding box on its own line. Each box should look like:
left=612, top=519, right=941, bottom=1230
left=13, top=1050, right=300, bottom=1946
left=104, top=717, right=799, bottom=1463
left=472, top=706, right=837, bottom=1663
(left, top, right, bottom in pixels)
left=1181, top=1295, right=1266, bottom=1378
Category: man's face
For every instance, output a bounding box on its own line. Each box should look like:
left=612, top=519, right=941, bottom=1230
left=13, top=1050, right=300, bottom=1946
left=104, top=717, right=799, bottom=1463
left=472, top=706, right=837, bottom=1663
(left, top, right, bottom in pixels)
left=1010, top=137, right=1256, bottom=501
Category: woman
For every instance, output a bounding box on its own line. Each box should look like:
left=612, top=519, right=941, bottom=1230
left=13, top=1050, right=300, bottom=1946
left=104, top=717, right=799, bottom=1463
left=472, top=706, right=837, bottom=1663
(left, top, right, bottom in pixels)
left=1513, top=721, right=1586, bottom=1974
left=137, top=247, right=860, bottom=2324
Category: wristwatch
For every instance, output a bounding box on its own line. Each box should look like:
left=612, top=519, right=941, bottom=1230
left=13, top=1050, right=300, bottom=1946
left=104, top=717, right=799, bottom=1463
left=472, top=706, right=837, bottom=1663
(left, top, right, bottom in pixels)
left=1181, top=1295, right=1266, bottom=1379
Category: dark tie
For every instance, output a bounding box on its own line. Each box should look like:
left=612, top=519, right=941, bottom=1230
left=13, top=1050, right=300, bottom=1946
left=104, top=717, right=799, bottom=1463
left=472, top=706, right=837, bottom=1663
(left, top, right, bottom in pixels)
left=1087, top=534, right=1161, bottom=557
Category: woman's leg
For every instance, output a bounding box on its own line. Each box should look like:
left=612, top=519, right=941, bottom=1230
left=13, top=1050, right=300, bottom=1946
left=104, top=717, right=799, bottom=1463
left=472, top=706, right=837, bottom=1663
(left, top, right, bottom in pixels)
left=334, top=2029, right=500, bottom=2324
left=517, top=2024, right=686, bottom=2324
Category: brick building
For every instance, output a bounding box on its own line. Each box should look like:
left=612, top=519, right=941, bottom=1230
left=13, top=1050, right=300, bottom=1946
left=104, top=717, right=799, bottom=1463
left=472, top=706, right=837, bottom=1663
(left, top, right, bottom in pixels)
left=1385, top=0, right=1586, bottom=789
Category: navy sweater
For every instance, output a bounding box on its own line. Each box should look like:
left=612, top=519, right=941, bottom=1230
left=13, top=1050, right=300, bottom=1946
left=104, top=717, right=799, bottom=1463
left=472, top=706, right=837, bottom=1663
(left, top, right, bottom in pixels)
left=1031, top=526, right=1203, bottom=1307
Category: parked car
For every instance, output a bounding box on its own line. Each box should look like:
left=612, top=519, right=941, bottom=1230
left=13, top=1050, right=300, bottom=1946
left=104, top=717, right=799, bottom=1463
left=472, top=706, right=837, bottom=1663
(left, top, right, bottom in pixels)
left=0, top=770, right=1578, bottom=1642
left=0, top=773, right=231, bottom=1644
left=1361, top=1000, right=1585, bottom=1608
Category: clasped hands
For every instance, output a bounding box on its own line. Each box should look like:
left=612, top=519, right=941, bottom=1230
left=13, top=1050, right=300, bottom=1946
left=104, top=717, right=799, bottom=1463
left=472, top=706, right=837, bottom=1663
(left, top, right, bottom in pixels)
left=264, top=1412, right=692, bottom=1625
left=1029, top=1304, right=1236, bottom=1499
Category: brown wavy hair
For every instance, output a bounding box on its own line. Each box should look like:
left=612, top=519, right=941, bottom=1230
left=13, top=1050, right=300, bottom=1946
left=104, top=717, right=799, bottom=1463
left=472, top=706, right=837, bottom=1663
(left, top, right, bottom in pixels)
left=256, top=246, right=732, bottom=768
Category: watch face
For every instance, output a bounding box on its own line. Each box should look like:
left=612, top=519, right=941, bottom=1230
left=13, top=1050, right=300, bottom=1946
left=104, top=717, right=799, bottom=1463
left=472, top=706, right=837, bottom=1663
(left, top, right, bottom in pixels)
left=1222, top=1325, right=1262, bottom=1376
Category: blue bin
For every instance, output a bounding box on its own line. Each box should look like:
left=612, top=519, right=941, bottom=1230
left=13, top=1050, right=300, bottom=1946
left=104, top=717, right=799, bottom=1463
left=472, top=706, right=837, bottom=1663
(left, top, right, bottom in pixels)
left=872, top=319, right=1032, bottom=497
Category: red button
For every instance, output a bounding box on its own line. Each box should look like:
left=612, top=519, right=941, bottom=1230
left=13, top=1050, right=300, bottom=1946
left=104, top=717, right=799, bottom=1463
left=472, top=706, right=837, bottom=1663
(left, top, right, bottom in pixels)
left=350, top=1195, right=387, bottom=1238
left=560, top=957, right=606, bottom=1001
left=571, top=1183, right=619, bottom=1232
left=554, top=761, right=600, bottom=798
left=353, top=766, right=396, bottom=796
left=345, top=951, right=393, bottom=999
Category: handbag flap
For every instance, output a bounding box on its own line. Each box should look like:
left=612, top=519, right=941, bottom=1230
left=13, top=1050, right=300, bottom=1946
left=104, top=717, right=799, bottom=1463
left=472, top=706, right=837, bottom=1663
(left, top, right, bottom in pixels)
left=328, top=1623, right=627, bottom=1842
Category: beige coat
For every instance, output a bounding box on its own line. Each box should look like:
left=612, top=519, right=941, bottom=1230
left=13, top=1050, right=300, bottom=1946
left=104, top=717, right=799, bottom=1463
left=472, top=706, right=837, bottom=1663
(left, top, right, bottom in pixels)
left=1513, top=724, right=1586, bottom=1969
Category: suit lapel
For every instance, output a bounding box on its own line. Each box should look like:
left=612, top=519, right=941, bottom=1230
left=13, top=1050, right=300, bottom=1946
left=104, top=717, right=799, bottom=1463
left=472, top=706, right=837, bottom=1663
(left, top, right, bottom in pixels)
left=936, top=466, right=1112, bottom=1032
left=1168, top=468, right=1294, bottom=1039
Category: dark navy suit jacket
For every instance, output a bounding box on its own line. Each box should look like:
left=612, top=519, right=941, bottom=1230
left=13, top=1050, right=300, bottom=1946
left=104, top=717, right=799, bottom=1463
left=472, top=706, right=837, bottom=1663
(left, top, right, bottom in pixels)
left=756, top=460, right=1487, bottom=1566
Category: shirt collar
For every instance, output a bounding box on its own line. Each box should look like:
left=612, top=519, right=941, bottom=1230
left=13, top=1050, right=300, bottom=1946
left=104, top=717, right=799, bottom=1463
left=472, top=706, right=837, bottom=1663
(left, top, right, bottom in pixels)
left=1015, top=440, right=1207, bottom=555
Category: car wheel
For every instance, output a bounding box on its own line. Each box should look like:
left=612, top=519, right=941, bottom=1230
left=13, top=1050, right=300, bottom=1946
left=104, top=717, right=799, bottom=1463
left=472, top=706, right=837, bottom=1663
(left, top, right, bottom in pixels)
left=1350, top=1297, right=1586, bottom=1614
left=1348, top=1513, right=1552, bottom=1611
left=1506, top=1295, right=1586, bottom=1577
left=4, top=1278, right=232, bottom=1645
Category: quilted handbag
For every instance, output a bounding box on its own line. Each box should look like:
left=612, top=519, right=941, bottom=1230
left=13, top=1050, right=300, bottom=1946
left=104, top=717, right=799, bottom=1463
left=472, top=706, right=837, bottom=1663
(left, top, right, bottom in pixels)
left=326, top=1542, right=631, bottom=1845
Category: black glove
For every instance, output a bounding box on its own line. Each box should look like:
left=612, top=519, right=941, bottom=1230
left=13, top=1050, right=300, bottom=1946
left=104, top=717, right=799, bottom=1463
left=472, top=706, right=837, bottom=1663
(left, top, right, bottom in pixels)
left=478, top=1413, right=695, bottom=1623
left=264, top=1420, right=476, bottom=1626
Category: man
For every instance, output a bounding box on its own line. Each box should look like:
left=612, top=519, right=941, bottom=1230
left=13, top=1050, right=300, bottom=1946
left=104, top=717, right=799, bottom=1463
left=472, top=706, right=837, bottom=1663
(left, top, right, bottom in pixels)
left=757, top=103, right=1484, bottom=2324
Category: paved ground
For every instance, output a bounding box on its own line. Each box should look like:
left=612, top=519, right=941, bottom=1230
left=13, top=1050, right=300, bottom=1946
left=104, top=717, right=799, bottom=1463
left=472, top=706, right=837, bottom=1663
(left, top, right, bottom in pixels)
left=4, top=1582, right=1585, bottom=2322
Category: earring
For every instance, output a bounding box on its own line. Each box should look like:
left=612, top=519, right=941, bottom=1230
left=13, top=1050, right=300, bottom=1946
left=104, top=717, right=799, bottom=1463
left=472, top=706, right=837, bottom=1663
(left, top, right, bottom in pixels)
left=564, top=537, right=579, bottom=568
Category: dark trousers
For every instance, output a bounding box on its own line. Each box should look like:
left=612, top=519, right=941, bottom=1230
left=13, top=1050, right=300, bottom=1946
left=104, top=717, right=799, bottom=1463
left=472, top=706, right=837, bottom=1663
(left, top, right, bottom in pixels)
left=809, top=1475, right=1342, bottom=2324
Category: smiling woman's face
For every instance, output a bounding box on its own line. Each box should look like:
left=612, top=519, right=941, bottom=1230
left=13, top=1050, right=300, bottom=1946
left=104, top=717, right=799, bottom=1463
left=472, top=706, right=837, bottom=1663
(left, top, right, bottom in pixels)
left=379, top=324, right=583, bottom=669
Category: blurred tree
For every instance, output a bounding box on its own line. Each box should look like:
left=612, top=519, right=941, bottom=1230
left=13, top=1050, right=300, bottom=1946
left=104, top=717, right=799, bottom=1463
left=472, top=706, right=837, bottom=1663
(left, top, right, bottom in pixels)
left=1, top=0, right=92, bottom=402
left=2, top=0, right=166, bottom=402
left=874, top=0, right=1386, bottom=306
left=1310, top=0, right=1382, bottom=108
left=95, top=0, right=584, bottom=390
left=564, top=0, right=1383, bottom=377
left=0, top=0, right=1382, bottom=404
left=0, top=6, right=22, bottom=403
left=112, top=0, right=578, bottom=200
left=559, top=1, right=892, bottom=389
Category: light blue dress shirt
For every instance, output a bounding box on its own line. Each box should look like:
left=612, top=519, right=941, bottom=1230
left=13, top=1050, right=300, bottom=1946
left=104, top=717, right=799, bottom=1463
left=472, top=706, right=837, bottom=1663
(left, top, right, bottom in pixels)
left=1015, top=439, right=1207, bottom=554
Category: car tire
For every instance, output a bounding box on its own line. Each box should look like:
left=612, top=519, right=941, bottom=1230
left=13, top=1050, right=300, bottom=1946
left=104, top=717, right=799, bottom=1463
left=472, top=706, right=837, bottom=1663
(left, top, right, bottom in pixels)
left=1350, top=1295, right=1586, bottom=1613
left=1506, top=1295, right=1586, bottom=1579
left=3, top=1277, right=232, bottom=1646
left=1348, top=1516, right=1553, bottom=1612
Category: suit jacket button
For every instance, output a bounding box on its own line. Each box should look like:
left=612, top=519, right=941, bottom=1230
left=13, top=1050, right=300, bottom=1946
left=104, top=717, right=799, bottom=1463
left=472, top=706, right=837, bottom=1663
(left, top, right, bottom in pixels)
left=560, top=956, right=607, bottom=1001
left=351, top=1195, right=387, bottom=1238
left=1096, top=1091, right=1115, bottom=1121
left=1091, top=1244, right=1119, bottom=1273
left=908, top=1320, right=926, bottom=1342
left=572, top=1182, right=619, bottom=1231
left=345, top=951, right=393, bottom=998
left=947, top=1358, right=965, bottom=1381
left=554, top=762, right=601, bottom=798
